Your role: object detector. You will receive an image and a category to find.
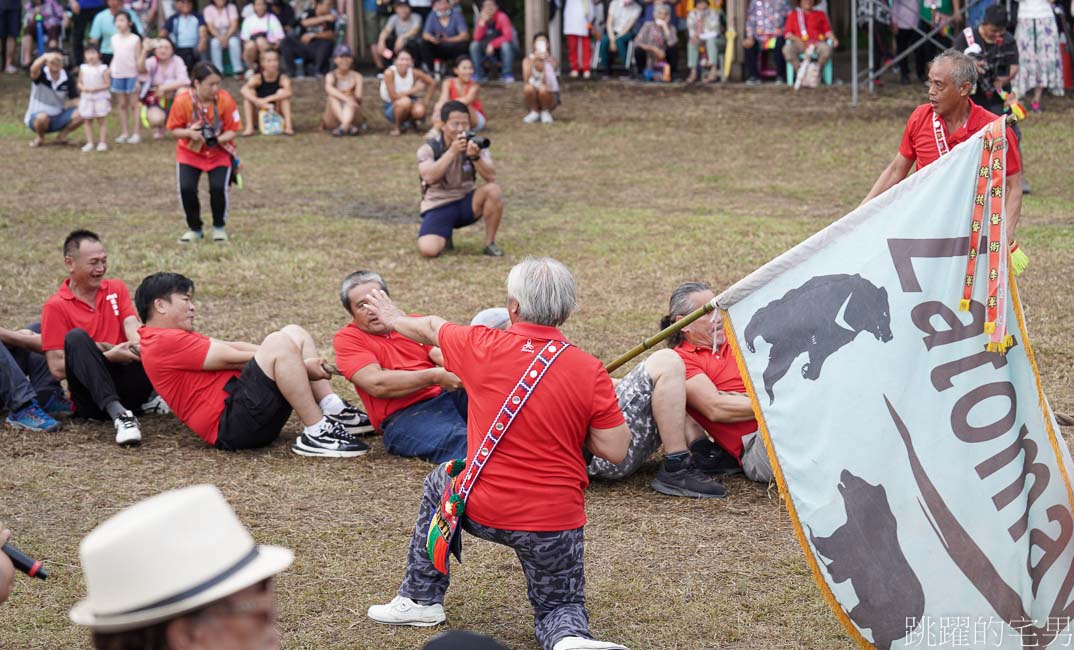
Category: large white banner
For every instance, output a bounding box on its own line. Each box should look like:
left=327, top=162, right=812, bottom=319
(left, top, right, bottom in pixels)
left=717, top=122, right=1074, bottom=649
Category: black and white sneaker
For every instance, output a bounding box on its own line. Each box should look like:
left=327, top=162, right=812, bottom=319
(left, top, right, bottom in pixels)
left=140, top=392, right=172, bottom=416
left=330, top=403, right=375, bottom=436
left=292, top=419, right=370, bottom=458
left=114, top=411, right=142, bottom=447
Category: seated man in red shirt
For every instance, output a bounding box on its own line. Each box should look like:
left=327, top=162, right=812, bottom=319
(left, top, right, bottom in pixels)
left=669, top=282, right=772, bottom=482
left=781, top=0, right=836, bottom=69
left=41, top=230, right=168, bottom=447
left=333, top=270, right=468, bottom=464
left=365, top=257, right=631, bottom=650
left=134, top=272, right=371, bottom=457
left=862, top=50, right=1024, bottom=258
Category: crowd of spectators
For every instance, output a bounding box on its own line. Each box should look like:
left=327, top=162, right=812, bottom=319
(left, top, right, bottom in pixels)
left=3, top=0, right=1071, bottom=92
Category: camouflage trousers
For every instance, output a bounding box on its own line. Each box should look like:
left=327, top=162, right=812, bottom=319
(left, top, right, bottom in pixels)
left=398, top=466, right=591, bottom=650
left=587, top=362, right=659, bottom=480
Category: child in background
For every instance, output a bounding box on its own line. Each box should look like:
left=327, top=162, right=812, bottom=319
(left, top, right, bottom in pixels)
left=686, top=0, right=723, bottom=83
left=240, top=48, right=293, bottom=135
left=110, top=11, right=143, bottom=143
left=521, top=31, right=558, bottom=124
left=562, top=0, right=595, bottom=78
left=321, top=45, right=366, bottom=136
left=433, top=55, right=485, bottom=132
left=78, top=45, right=112, bottom=152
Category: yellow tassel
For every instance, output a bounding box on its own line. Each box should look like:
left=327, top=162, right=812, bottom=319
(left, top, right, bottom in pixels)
left=958, top=299, right=971, bottom=312
left=987, top=342, right=1001, bottom=353
left=1004, top=334, right=1014, bottom=348
left=983, top=321, right=996, bottom=334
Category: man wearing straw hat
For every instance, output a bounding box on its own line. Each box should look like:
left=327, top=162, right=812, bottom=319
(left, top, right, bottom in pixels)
left=364, top=257, right=632, bottom=650
left=70, top=484, right=293, bottom=649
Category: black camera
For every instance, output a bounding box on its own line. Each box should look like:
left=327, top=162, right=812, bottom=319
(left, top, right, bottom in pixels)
left=200, top=122, right=219, bottom=148
left=463, top=130, right=490, bottom=149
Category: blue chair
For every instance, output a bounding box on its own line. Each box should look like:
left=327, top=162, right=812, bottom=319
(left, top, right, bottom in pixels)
left=785, top=39, right=833, bottom=86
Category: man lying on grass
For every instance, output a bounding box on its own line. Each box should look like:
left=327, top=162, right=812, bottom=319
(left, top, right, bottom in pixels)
left=134, top=272, right=372, bottom=456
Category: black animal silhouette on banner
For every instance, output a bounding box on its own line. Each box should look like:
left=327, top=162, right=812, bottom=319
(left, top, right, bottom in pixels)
left=808, top=470, right=925, bottom=649
left=744, top=274, right=894, bottom=402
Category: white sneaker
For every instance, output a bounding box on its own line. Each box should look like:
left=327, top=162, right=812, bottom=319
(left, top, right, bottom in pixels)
left=522, top=110, right=540, bottom=124
left=140, top=393, right=171, bottom=415
left=178, top=230, right=204, bottom=243
left=115, top=134, right=129, bottom=144
left=212, top=227, right=228, bottom=242
left=540, top=110, right=554, bottom=124
left=81, top=142, right=95, bottom=152
left=114, top=411, right=142, bottom=446
left=96, top=141, right=108, bottom=152
left=126, top=133, right=142, bottom=144
left=367, top=596, right=445, bottom=627
left=552, top=637, right=629, bottom=650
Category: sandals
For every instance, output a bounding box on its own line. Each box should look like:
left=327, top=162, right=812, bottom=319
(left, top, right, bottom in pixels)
left=331, top=127, right=345, bottom=137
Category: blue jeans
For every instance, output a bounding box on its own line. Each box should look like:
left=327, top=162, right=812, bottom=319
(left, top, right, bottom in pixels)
left=470, top=37, right=519, bottom=80
left=597, top=31, right=634, bottom=70
left=210, top=35, right=244, bottom=74
left=1, top=324, right=63, bottom=410
left=381, top=391, right=469, bottom=464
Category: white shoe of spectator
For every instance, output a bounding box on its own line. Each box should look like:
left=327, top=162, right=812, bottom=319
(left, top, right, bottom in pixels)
left=97, top=141, right=108, bottom=151
left=127, top=133, right=142, bottom=144
left=244, top=68, right=255, bottom=80
left=114, top=411, right=142, bottom=446
left=367, top=596, right=445, bottom=627
left=523, top=110, right=540, bottom=124
left=82, top=142, right=95, bottom=152
left=540, top=110, right=554, bottom=124
left=115, top=134, right=129, bottom=144
left=552, top=637, right=629, bottom=650
left=4, top=64, right=16, bottom=74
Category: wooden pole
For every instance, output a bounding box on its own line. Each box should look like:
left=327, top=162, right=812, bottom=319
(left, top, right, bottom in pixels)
left=605, top=300, right=717, bottom=373
left=525, top=0, right=548, bottom=53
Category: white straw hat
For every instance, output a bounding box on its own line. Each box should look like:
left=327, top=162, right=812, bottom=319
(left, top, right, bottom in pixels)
left=70, top=484, right=294, bottom=632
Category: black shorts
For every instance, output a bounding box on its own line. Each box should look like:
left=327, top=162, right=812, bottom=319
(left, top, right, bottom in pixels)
left=0, top=8, right=20, bottom=40
left=419, top=191, right=477, bottom=239
left=215, top=359, right=293, bottom=451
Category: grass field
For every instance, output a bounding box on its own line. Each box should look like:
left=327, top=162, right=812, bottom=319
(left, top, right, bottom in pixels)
left=0, top=71, right=1071, bottom=649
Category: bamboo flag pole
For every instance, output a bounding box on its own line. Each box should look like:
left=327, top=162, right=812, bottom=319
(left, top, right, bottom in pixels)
left=604, top=299, right=717, bottom=373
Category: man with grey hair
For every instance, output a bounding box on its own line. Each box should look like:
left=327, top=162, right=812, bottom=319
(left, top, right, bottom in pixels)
left=332, top=270, right=468, bottom=463
left=364, top=257, right=633, bottom=650
left=862, top=50, right=1027, bottom=268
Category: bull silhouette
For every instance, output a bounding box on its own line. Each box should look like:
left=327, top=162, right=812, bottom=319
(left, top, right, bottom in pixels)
left=809, top=470, right=925, bottom=650
left=744, top=274, right=893, bottom=403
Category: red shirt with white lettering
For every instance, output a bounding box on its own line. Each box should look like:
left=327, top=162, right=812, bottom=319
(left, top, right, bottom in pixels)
left=438, top=322, right=625, bottom=532
left=137, top=326, right=239, bottom=446
left=333, top=321, right=441, bottom=430
left=676, top=341, right=758, bottom=460
left=40, top=278, right=136, bottom=351
left=898, top=100, right=1021, bottom=174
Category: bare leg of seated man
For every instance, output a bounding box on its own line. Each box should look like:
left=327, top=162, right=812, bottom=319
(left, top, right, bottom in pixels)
left=246, top=325, right=371, bottom=457
left=587, top=349, right=726, bottom=498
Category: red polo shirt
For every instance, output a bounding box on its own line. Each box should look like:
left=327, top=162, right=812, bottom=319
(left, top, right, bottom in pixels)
left=676, top=341, right=758, bottom=460
left=40, top=278, right=136, bottom=352
left=438, top=321, right=624, bottom=532
left=898, top=100, right=1021, bottom=174
left=138, top=327, right=239, bottom=446
left=783, top=8, right=831, bottom=42
left=333, top=320, right=442, bottom=430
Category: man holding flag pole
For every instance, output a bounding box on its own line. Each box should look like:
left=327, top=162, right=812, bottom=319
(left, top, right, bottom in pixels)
left=862, top=50, right=1029, bottom=275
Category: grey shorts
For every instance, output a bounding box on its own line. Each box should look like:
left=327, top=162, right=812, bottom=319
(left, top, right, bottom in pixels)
left=588, top=362, right=660, bottom=480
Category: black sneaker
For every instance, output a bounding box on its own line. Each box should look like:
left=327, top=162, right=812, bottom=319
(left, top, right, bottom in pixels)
left=330, top=403, right=375, bottom=436
left=292, top=419, right=370, bottom=458
left=651, top=464, right=727, bottom=498
left=690, top=438, right=744, bottom=476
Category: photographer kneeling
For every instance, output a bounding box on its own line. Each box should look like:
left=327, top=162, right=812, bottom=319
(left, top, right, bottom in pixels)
left=166, top=62, right=242, bottom=244
left=416, top=100, right=504, bottom=257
